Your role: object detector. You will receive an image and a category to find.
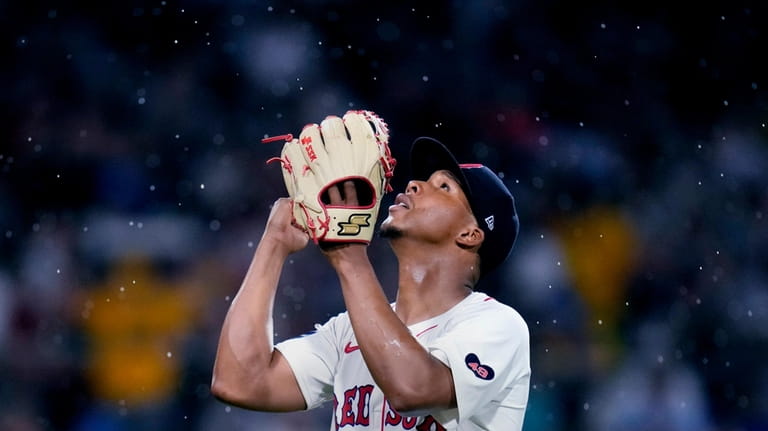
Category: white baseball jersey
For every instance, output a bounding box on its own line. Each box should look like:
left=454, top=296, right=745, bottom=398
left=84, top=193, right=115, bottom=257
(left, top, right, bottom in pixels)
left=275, top=291, right=530, bottom=430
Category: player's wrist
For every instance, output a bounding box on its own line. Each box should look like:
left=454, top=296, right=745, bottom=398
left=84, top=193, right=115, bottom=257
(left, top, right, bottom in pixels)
left=322, top=243, right=369, bottom=266
left=257, top=235, right=295, bottom=259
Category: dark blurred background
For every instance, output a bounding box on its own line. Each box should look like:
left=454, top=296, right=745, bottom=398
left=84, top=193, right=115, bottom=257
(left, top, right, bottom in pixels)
left=1, top=1, right=767, bottom=430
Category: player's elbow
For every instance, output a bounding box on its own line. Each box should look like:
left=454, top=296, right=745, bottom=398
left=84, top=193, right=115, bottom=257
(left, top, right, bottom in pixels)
left=210, top=379, right=234, bottom=403
left=211, top=377, right=246, bottom=405
left=387, top=392, right=433, bottom=417
left=384, top=365, right=455, bottom=415
left=210, top=375, right=263, bottom=409
left=386, top=385, right=443, bottom=417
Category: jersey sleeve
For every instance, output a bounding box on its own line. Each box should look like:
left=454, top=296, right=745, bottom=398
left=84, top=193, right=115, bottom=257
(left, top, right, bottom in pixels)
left=425, top=307, right=530, bottom=427
left=274, top=314, right=344, bottom=410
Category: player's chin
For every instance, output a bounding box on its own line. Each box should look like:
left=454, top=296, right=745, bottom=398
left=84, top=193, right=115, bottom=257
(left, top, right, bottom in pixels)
left=378, top=218, right=403, bottom=239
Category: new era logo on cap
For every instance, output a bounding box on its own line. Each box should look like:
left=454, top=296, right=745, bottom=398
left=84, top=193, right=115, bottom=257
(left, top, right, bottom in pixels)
left=484, top=215, right=495, bottom=231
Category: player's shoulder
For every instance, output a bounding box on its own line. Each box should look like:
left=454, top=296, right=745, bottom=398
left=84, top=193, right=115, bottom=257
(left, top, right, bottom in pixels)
left=313, top=309, right=353, bottom=338
left=326, top=309, right=352, bottom=327
left=315, top=303, right=395, bottom=332
left=457, top=292, right=529, bottom=336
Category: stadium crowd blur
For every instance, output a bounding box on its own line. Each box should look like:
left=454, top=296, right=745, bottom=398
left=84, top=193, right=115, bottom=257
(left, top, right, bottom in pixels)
left=1, top=1, right=766, bottom=430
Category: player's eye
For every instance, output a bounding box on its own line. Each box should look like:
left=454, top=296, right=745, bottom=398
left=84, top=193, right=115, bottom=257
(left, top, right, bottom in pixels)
left=440, top=182, right=450, bottom=191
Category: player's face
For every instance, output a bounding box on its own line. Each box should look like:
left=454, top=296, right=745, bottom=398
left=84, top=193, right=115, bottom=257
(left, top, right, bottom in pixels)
left=380, top=170, right=476, bottom=243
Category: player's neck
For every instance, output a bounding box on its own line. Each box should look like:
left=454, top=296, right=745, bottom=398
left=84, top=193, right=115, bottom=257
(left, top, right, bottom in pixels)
left=393, top=248, right=473, bottom=326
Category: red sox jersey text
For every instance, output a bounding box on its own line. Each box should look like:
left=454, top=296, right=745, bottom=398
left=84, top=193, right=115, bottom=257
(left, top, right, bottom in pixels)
left=276, top=292, right=530, bottom=430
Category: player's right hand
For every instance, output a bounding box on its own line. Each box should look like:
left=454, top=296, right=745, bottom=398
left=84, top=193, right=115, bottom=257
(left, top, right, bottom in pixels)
left=262, top=198, right=310, bottom=255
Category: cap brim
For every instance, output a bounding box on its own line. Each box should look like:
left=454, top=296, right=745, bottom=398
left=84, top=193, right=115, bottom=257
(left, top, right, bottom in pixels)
left=410, top=137, right=472, bottom=198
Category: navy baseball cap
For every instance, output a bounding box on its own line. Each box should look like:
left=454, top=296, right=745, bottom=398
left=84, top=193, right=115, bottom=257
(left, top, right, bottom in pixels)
left=410, top=137, right=519, bottom=277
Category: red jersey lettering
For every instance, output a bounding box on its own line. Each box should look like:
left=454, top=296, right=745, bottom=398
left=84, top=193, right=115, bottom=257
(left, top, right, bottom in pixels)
left=385, top=401, right=401, bottom=426
left=416, top=415, right=446, bottom=431
left=402, top=415, right=418, bottom=429
left=339, top=387, right=356, bottom=427
left=355, top=385, right=374, bottom=426
left=334, top=385, right=375, bottom=428
left=383, top=399, right=417, bottom=429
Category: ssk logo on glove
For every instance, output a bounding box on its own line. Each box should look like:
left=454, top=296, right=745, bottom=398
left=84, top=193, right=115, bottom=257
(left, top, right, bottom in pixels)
left=338, top=214, right=371, bottom=235
left=300, top=136, right=318, bottom=162
left=465, top=353, right=495, bottom=380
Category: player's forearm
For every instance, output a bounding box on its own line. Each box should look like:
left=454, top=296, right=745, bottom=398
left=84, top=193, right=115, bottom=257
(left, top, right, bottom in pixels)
left=326, top=246, right=455, bottom=412
left=212, top=238, right=288, bottom=396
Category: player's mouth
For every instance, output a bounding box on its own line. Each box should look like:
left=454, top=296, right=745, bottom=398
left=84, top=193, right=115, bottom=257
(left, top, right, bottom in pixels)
left=389, top=193, right=411, bottom=211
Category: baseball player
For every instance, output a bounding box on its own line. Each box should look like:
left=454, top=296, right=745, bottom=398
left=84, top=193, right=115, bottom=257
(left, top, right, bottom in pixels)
left=212, top=113, right=530, bottom=430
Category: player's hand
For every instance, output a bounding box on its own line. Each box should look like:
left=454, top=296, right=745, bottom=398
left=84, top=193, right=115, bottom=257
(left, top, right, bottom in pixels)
left=320, top=181, right=367, bottom=254
left=263, top=198, right=310, bottom=255
left=326, top=180, right=359, bottom=207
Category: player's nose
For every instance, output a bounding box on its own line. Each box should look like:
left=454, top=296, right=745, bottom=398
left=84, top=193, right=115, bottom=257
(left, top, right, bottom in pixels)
left=405, top=180, right=422, bottom=195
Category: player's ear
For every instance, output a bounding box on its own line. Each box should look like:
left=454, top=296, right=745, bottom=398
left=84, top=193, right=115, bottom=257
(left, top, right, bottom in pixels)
left=456, top=224, right=484, bottom=250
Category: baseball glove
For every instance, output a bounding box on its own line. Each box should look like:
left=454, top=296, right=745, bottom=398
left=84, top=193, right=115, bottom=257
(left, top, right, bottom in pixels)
left=262, top=110, right=396, bottom=244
